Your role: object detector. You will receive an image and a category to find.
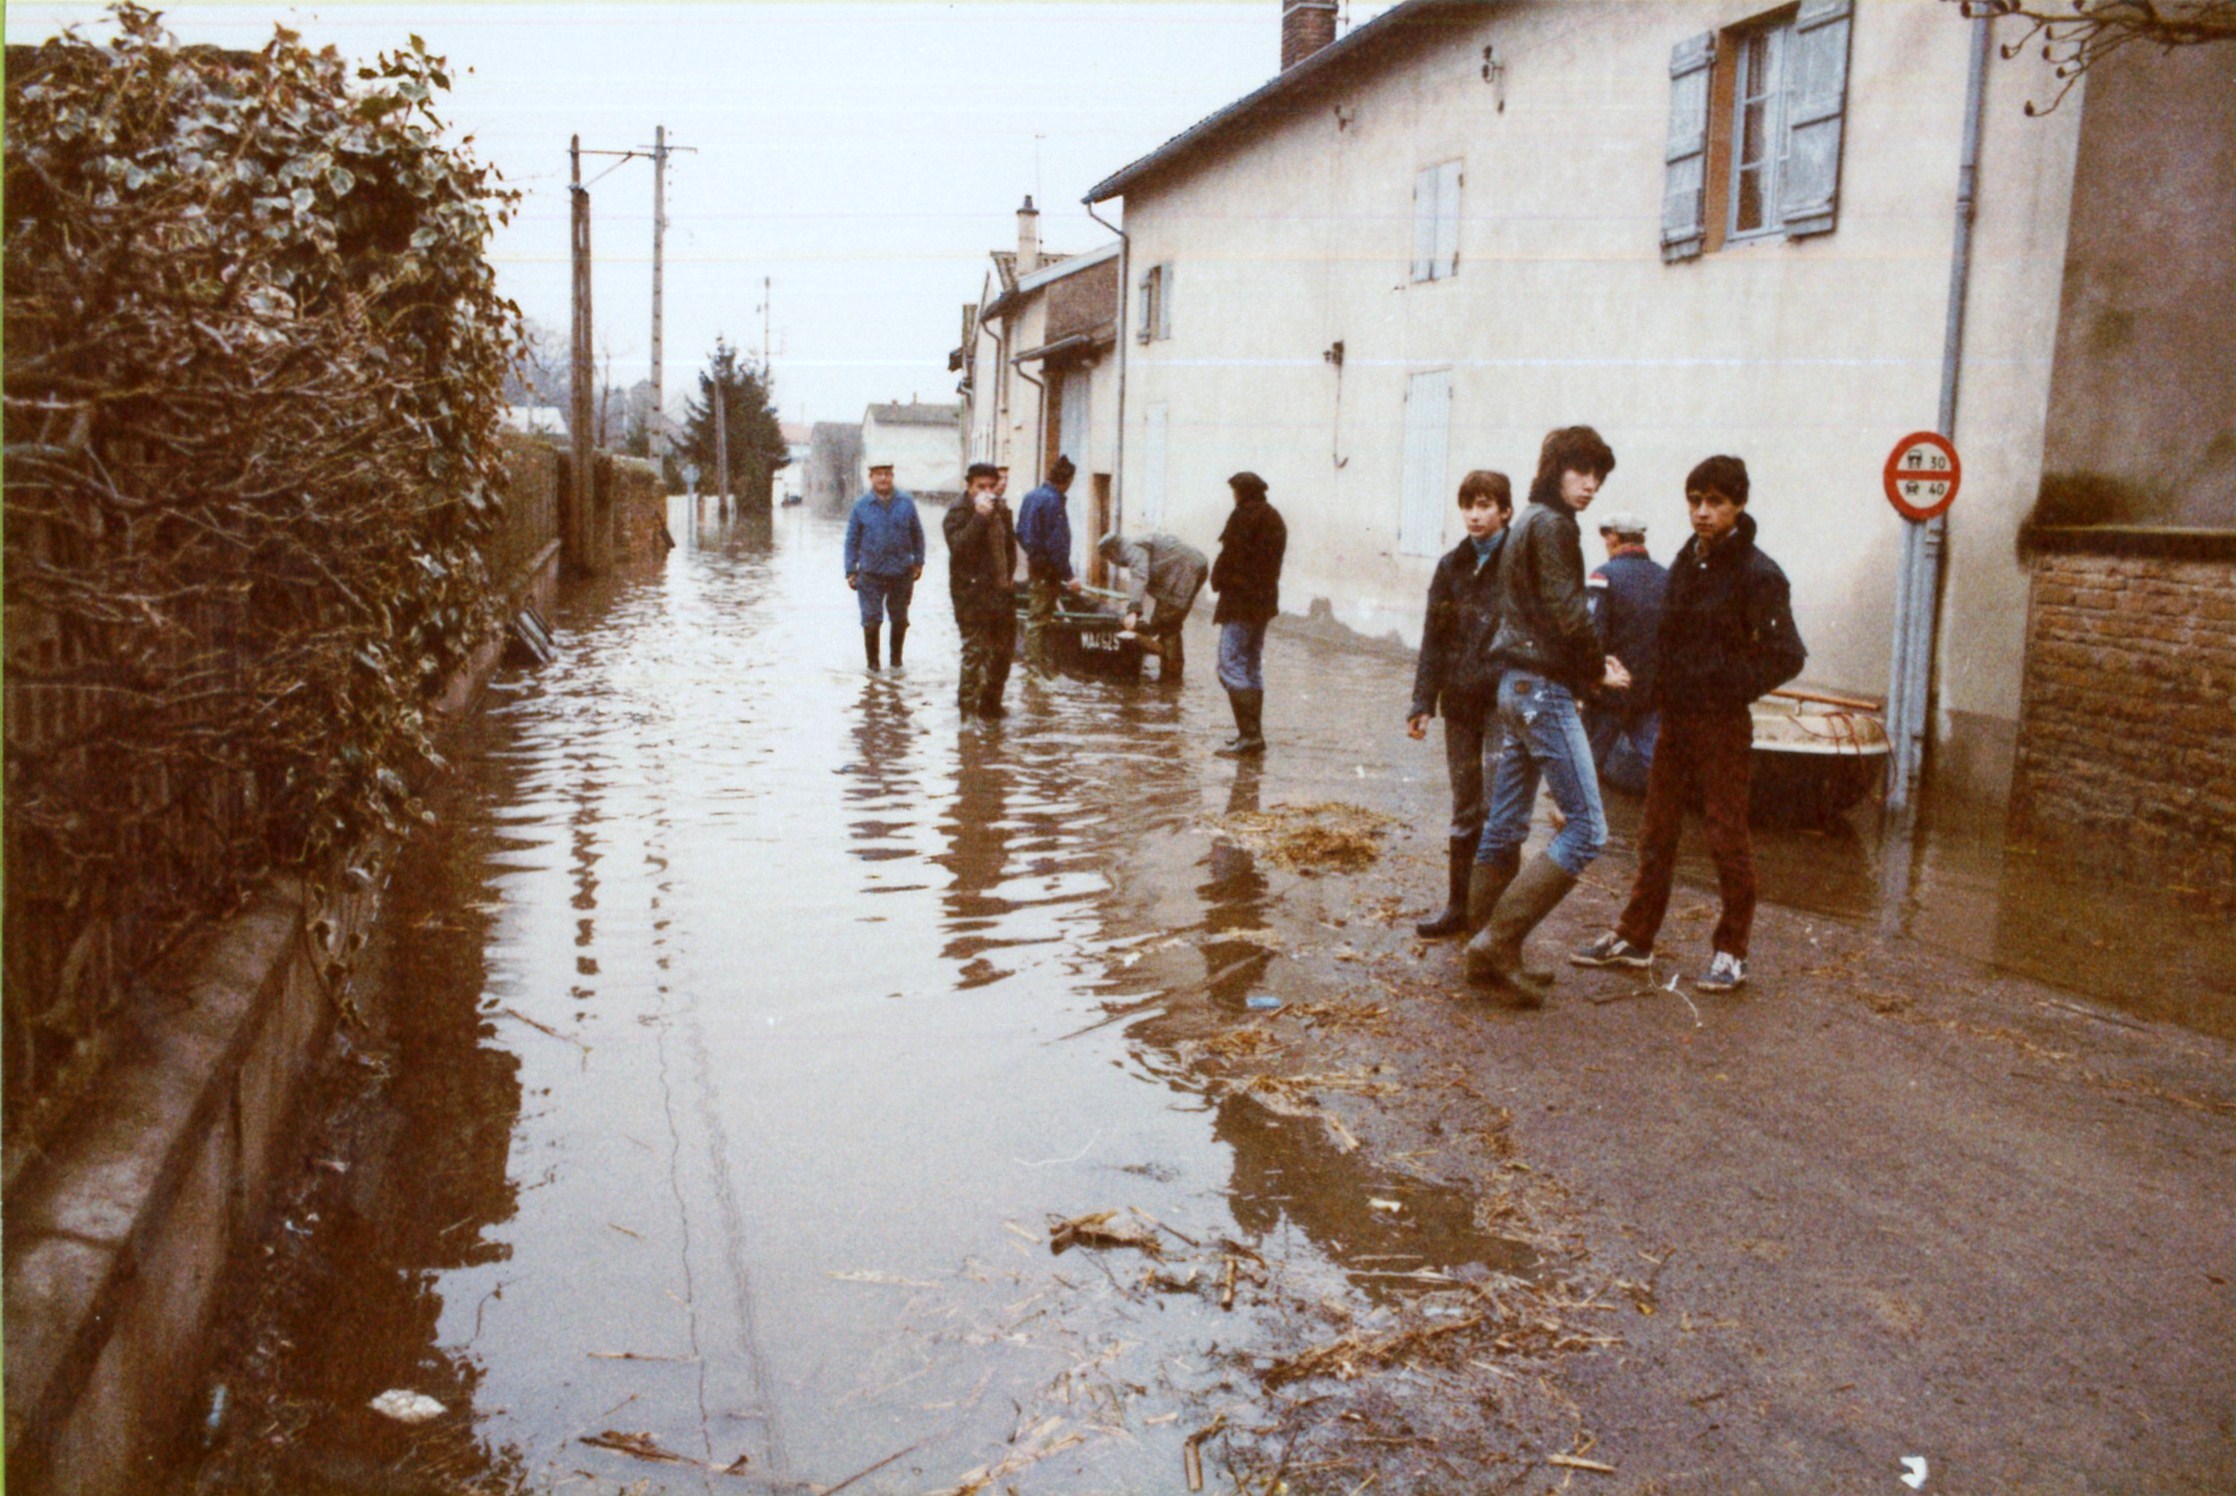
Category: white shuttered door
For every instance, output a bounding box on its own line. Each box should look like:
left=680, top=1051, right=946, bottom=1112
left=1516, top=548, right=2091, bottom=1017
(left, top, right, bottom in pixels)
left=1398, top=369, right=1453, bottom=557
left=1139, top=404, right=1169, bottom=529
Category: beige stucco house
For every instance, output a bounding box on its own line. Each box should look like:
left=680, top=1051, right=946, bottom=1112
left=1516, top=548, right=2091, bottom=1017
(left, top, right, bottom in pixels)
left=1085, top=0, right=2123, bottom=809
left=858, top=400, right=963, bottom=505
left=955, top=199, right=1126, bottom=582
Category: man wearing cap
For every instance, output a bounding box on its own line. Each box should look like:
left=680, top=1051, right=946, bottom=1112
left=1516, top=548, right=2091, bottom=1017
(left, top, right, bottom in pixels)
left=1016, top=455, right=1083, bottom=677
left=1208, top=472, right=1286, bottom=756
left=1096, top=529, right=1209, bottom=683
left=1583, top=509, right=1669, bottom=794
left=944, top=460, right=1021, bottom=718
left=843, top=462, right=926, bottom=671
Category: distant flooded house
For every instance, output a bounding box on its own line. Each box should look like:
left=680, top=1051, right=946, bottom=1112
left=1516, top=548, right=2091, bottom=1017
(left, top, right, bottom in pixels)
left=954, top=199, right=1125, bottom=581
left=1083, top=0, right=2235, bottom=845
left=858, top=400, right=964, bottom=506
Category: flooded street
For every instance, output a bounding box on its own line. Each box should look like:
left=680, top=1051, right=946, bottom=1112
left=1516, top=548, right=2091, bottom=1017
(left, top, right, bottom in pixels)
left=179, top=502, right=2236, bottom=1496
left=185, top=504, right=1544, bottom=1495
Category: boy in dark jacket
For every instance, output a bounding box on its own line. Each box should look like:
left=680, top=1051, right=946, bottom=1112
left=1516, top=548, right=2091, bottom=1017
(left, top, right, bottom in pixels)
left=944, top=461, right=1022, bottom=719
left=1406, top=471, right=1514, bottom=937
left=1016, top=455, right=1081, bottom=677
left=1464, top=427, right=1630, bottom=1002
left=1209, top=471, right=1286, bottom=757
left=1571, top=455, right=1807, bottom=992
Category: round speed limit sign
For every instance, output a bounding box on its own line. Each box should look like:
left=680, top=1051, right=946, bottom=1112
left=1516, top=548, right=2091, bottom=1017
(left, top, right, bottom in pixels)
left=1883, top=431, right=1961, bottom=521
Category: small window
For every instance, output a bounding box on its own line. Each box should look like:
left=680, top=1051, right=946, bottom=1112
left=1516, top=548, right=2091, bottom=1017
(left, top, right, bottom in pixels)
left=1661, top=0, right=1851, bottom=262
left=1411, top=160, right=1461, bottom=283
left=1136, top=262, right=1174, bottom=343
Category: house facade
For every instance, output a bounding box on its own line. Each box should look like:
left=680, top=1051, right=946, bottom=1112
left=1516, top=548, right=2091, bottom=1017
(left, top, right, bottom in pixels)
left=955, top=200, right=1125, bottom=583
left=1087, top=0, right=2094, bottom=809
left=858, top=401, right=963, bottom=505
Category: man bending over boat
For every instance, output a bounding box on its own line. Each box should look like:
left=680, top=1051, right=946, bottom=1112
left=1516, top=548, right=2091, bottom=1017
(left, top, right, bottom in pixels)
left=1569, top=455, right=1807, bottom=994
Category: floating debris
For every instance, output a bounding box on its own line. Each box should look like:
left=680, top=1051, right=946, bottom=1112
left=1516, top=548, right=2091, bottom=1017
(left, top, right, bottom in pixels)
left=1215, top=801, right=1400, bottom=873
left=368, top=1389, right=444, bottom=1424
left=1048, top=1209, right=1165, bottom=1257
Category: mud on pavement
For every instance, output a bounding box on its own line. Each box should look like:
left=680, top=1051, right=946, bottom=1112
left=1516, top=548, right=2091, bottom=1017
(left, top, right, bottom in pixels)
left=176, top=513, right=2235, bottom=1496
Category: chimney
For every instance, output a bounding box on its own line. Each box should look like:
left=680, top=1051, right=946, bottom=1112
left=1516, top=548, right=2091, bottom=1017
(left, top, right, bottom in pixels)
left=1281, top=0, right=1338, bottom=71
left=1016, top=195, right=1040, bottom=277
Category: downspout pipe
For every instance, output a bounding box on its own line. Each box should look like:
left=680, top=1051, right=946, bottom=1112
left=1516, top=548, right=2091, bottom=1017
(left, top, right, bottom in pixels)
left=1013, top=358, right=1049, bottom=482
left=1886, top=14, right=1992, bottom=817
left=1084, top=196, right=1130, bottom=533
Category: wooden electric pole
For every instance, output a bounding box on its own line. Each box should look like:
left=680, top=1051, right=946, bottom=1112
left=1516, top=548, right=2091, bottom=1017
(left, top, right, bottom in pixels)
left=568, top=134, right=597, bottom=574
left=648, top=126, right=696, bottom=459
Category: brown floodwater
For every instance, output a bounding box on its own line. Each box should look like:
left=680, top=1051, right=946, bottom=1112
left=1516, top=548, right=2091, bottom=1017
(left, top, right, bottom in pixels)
left=178, top=503, right=1529, bottom=1496
left=177, top=499, right=2234, bottom=1496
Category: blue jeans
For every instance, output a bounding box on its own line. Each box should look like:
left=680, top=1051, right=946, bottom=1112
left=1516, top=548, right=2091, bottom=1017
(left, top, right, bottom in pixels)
left=1217, top=620, right=1267, bottom=692
left=1478, top=671, right=1607, bottom=877
left=855, top=571, right=913, bottom=628
left=1586, top=704, right=1660, bottom=796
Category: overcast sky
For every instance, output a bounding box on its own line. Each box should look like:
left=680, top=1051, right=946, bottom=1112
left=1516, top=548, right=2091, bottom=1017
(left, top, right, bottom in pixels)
left=5, top=1, right=1398, bottom=427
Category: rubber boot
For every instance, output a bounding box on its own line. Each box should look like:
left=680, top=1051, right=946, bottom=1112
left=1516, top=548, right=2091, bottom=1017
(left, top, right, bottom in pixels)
left=1215, top=690, right=1266, bottom=757
left=1463, top=854, right=1577, bottom=1007
left=1415, top=837, right=1476, bottom=938
left=863, top=625, right=881, bottom=672
left=1161, top=629, right=1185, bottom=683
left=1466, top=847, right=1521, bottom=934
left=889, top=623, right=907, bottom=668
left=1216, top=688, right=1247, bottom=750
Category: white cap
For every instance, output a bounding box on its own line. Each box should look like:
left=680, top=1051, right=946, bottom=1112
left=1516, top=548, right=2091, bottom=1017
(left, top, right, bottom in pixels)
left=1596, top=510, right=1647, bottom=537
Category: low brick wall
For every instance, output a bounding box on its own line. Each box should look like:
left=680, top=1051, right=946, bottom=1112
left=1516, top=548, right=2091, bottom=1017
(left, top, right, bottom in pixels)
left=2010, top=531, right=2236, bottom=906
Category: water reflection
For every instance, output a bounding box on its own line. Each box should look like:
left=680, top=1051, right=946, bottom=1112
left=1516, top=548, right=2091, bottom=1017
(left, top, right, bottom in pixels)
left=937, top=723, right=1017, bottom=987
left=1199, top=761, right=1275, bottom=1006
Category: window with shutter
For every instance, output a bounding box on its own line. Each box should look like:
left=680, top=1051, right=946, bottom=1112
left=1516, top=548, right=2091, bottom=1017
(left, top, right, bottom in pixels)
left=1779, top=0, right=1853, bottom=238
left=1661, top=32, right=1715, bottom=262
left=1136, top=266, right=1156, bottom=344
left=1411, top=161, right=1462, bottom=282
left=1398, top=369, right=1454, bottom=557
left=1157, top=261, right=1174, bottom=339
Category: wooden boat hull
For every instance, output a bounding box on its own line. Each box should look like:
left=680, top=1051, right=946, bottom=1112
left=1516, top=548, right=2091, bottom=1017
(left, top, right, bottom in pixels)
left=1747, top=696, right=1889, bottom=823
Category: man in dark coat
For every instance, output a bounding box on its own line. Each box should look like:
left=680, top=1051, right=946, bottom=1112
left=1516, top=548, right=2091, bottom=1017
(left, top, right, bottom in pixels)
left=1582, top=510, right=1669, bottom=793
left=1572, top=455, right=1806, bottom=994
left=1016, top=455, right=1081, bottom=677
left=1406, top=470, right=1514, bottom=937
left=1464, top=426, right=1631, bottom=1003
left=1208, top=471, right=1286, bottom=757
left=944, top=461, right=1021, bottom=719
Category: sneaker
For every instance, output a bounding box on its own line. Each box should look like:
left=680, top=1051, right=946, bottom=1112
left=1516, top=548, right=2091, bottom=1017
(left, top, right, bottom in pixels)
left=1694, top=951, right=1747, bottom=993
left=1570, top=932, right=1651, bottom=969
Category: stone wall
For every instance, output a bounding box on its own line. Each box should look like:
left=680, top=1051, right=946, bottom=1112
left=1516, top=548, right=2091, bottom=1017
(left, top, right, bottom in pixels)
left=608, top=453, right=672, bottom=567
left=2010, top=534, right=2236, bottom=906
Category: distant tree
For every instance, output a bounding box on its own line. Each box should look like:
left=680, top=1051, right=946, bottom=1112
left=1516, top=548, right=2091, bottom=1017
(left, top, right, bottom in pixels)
left=1952, top=0, right=2236, bottom=113
left=505, top=318, right=569, bottom=408
left=679, top=339, right=785, bottom=500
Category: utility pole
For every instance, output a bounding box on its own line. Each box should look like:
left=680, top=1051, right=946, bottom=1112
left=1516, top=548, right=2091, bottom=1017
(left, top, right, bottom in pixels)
left=568, top=134, right=597, bottom=574
left=647, top=126, right=696, bottom=459
left=714, top=372, right=731, bottom=511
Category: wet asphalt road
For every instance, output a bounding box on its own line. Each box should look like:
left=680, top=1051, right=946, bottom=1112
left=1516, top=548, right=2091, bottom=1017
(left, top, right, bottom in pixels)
left=177, top=500, right=2236, bottom=1496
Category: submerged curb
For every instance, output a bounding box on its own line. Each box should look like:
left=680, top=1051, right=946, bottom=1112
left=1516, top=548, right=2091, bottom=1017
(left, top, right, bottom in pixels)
left=1, top=543, right=559, bottom=1496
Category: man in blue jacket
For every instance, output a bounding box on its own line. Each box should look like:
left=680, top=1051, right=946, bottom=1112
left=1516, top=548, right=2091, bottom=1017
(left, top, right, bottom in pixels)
left=1583, top=510, right=1669, bottom=794
left=1015, top=455, right=1081, bottom=677
left=843, top=462, right=926, bottom=671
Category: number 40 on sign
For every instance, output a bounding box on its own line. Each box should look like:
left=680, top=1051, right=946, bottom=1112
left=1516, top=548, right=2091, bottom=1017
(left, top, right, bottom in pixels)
left=1883, top=431, right=1961, bottom=522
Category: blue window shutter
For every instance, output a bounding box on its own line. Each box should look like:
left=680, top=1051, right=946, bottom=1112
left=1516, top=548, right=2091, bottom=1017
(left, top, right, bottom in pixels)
left=1780, top=0, right=1853, bottom=238
left=1661, top=31, right=1716, bottom=263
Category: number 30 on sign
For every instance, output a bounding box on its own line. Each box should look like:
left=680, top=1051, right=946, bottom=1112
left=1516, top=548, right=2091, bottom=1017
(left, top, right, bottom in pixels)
left=1882, top=431, right=1961, bottom=522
